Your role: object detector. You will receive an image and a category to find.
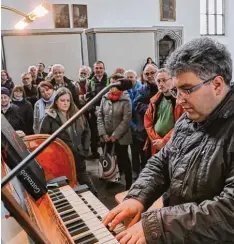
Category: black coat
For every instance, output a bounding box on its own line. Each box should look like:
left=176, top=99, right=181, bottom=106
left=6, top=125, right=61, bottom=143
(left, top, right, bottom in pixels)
left=40, top=109, right=91, bottom=158
left=127, top=88, right=234, bottom=243
left=51, top=76, right=80, bottom=108
left=1, top=104, right=24, bottom=131
left=1, top=79, right=14, bottom=93
left=23, top=85, right=38, bottom=108
left=12, top=99, right=33, bottom=135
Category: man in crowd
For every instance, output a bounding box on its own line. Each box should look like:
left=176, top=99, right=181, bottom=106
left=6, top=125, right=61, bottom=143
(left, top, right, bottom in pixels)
left=50, top=64, right=80, bottom=108
left=133, top=64, right=158, bottom=164
left=124, top=70, right=144, bottom=180
left=21, top=73, right=38, bottom=108
left=37, top=62, right=48, bottom=80
left=86, top=61, right=109, bottom=159
left=28, top=65, right=43, bottom=85
left=144, top=68, right=184, bottom=155
left=74, top=65, right=91, bottom=107
left=103, top=37, right=234, bottom=243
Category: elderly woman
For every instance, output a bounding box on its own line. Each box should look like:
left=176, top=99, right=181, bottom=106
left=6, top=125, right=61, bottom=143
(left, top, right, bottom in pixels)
left=33, top=81, right=56, bottom=134
left=1, top=87, right=24, bottom=131
left=50, top=64, right=80, bottom=108
left=97, top=74, right=133, bottom=190
left=40, top=87, right=97, bottom=195
left=11, top=85, right=34, bottom=135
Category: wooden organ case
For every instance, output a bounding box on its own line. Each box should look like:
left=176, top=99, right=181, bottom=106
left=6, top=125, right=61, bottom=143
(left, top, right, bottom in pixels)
left=1, top=133, right=125, bottom=244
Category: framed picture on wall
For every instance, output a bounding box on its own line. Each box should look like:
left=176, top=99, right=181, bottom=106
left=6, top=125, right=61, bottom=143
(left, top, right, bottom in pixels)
left=72, top=4, right=88, bottom=28
left=53, top=4, right=70, bottom=28
left=160, top=0, right=176, bottom=21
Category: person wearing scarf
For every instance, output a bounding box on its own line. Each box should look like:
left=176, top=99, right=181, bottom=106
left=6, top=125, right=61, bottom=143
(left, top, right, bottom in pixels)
left=97, top=74, right=133, bottom=190
left=33, top=81, right=56, bottom=134
left=40, top=87, right=97, bottom=196
left=11, top=85, right=34, bottom=135
left=1, top=87, right=24, bottom=131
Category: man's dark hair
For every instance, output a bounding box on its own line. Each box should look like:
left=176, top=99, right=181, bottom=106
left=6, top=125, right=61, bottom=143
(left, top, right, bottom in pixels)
left=166, top=37, right=233, bottom=85
left=38, top=63, right=45, bottom=68
left=94, top=61, right=105, bottom=69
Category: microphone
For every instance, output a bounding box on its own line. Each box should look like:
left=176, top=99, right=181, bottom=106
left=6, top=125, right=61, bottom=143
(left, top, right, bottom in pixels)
left=113, top=78, right=133, bottom=91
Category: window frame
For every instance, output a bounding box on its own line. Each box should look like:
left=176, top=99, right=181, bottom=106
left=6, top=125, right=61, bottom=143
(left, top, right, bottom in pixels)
left=200, top=0, right=225, bottom=36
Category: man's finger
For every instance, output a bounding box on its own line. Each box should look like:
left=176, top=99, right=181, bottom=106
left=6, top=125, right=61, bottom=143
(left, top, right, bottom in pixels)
left=116, top=230, right=127, bottom=240
left=118, top=232, right=132, bottom=243
left=109, top=211, right=130, bottom=231
left=102, top=208, right=120, bottom=226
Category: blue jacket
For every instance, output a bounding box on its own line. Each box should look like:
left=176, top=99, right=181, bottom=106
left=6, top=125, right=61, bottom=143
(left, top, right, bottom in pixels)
left=132, top=83, right=158, bottom=141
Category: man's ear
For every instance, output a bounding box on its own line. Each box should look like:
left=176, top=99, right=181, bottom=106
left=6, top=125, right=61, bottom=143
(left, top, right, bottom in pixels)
left=212, top=76, right=224, bottom=96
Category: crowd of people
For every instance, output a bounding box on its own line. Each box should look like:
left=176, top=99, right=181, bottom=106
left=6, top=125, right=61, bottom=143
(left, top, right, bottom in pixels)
left=1, top=55, right=169, bottom=192
left=1, top=36, right=234, bottom=243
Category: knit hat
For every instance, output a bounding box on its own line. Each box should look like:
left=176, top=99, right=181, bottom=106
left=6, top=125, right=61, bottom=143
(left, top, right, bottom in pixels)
left=1, top=87, right=10, bottom=97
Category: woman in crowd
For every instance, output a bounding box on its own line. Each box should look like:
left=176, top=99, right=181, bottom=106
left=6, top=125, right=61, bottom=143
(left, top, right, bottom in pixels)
left=143, top=57, right=157, bottom=71
left=40, top=87, right=97, bottom=195
left=1, top=70, right=14, bottom=93
left=1, top=87, right=24, bottom=131
left=11, top=85, right=33, bottom=135
left=97, top=74, right=133, bottom=190
left=33, top=81, right=56, bottom=134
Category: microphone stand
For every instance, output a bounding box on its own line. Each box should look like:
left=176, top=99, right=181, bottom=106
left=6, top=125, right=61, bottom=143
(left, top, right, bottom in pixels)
left=1, top=82, right=119, bottom=188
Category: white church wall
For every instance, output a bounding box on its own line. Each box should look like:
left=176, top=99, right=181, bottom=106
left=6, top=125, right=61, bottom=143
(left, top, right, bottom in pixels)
left=1, top=0, right=200, bottom=43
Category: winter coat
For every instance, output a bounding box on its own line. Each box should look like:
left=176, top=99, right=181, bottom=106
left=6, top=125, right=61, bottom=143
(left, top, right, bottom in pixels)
left=126, top=88, right=234, bottom=243
left=132, top=83, right=158, bottom=141
left=1, top=79, right=14, bottom=93
left=1, top=104, right=24, bottom=131
left=23, top=85, right=38, bottom=108
left=86, top=73, right=110, bottom=107
left=97, top=91, right=132, bottom=145
left=51, top=76, right=80, bottom=108
left=144, top=92, right=184, bottom=154
left=40, top=109, right=91, bottom=158
left=12, top=99, right=33, bottom=135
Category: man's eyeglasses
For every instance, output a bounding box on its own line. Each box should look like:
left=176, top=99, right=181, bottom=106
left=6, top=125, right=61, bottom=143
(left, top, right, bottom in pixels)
left=144, top=71, right=156, bottom=77
left=171, top=76, right=217, bottom=98
left=23, top=77, right=30, bottom=80
left=157, top=77, right=172, bottom=84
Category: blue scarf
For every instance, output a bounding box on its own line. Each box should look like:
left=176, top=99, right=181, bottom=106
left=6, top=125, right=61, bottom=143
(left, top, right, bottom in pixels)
left=12, top=97, right=24, bottom=102
left=39, top=91, right=56, bottom=120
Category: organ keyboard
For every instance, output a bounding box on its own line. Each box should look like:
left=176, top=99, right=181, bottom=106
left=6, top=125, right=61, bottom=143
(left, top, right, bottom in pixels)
left=46, top=184, right=125, bottom=243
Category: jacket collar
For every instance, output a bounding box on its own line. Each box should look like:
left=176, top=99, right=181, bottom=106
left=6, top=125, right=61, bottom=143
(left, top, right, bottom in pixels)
left=188, top=87, right=234, bottom=130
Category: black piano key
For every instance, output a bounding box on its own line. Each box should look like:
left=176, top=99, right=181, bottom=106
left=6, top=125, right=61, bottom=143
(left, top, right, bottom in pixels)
left=66, top=219, right=84, bottom=230
left=54, top=200, right=70, bottom=208
left=57, top=204, right=72, bottom=213
left=61, top=212, right=79, bottom=222
left=78, top=236, right=98, bottom=244
left=69, top=225, right=89, bottom=237
left=74, top=233, right=98, bottom=244
left=97, top=215, right=102, bottom=221
left=60, top=210, right=77, bottom=218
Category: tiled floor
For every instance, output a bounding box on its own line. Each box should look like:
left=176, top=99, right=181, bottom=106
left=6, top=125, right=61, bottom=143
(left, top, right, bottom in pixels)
left=86, top=158, right=126, bottom=210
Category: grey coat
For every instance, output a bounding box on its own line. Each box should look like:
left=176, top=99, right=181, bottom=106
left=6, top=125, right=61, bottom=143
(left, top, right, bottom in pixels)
left=33, top=100, right=41, bottom=134
left=97, top=91, right=132, bottom=145
left=126, top=88, right=234, bottom=243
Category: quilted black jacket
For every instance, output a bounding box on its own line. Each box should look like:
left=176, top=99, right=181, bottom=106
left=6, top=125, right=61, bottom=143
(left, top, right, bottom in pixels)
left=126, top=88, right=234, bottom=243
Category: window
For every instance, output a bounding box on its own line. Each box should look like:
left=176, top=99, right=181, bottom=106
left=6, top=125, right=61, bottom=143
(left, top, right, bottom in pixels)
left=200, top=0, right=224, bottom=35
